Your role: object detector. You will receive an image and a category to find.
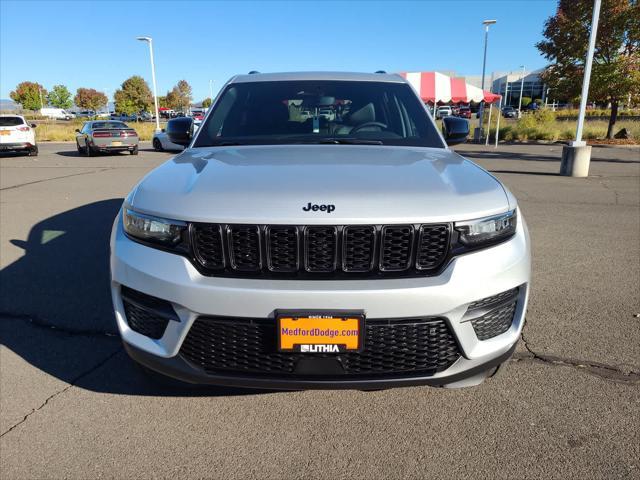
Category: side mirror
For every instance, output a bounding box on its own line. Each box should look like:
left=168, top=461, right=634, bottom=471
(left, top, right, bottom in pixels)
left=442, top=117, right=469, bottom=146
left=75, top=129, right=80, bottom=133
left=161, top=128, right=165, bottom=133
left=31, top=123, right=37, bottom=128
left=166, top=117, right=194, bottom=146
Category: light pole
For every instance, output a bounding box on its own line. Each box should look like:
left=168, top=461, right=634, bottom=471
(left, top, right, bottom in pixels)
left=517, top=65, right=526, bottom=116
left=560, top=0, right=602, bottom=177
left=136, top=36, right=161, bottom=132
left=476, top=19, right=496, bottom=143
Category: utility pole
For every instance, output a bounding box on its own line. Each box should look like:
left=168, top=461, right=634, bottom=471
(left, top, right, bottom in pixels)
left=517, top=65, right=525, bottom=116
left=560, top=0, right=601, bottom=177
left=475, top=19, right=496, bottom=143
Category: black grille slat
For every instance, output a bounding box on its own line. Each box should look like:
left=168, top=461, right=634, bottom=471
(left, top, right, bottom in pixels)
left=191, top=223, right=451, bottom=278
left=180, top=317, right=460, bottom=378
left=416, top=224, right=449, bottom=270
left=380, top=226, right=414, bottom=271
left=304, top=226, right=337, bottom=272
left=192, top=224, right=225, bottom=270
left=228, top=225, right=261, bottom=271
left=267, top=226, right=298, bottom=272
left=343, top=226, right=375, bottom=272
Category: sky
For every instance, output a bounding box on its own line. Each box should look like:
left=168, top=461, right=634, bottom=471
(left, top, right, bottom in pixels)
left=0, top=0, right=557, bottom=102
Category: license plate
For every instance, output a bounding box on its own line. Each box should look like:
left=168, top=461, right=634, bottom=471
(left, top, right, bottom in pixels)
left=277, top=311, right=364, bottom=353
left=110, top=141, right=123, bottom=146
left=0, top=131, right=10, bottom=136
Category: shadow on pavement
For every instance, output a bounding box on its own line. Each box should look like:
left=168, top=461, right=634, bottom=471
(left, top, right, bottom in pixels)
left=0, top=199, right=268, bottom=397
left=462, top=149, right=639, bottom=164
left=489, top=170, right=560, bottom=177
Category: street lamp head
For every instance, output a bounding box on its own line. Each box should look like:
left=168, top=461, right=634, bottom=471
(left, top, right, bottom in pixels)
left=136, top=36, right=152, bottom=42
left=482, top=19, right=497, bottom=25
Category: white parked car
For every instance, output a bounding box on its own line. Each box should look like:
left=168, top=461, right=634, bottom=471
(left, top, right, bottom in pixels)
left=436, top=106, right=453, bottom=119
left=0, top=115, right=38, bottom=156
left=152, top=120, right=200, bottom=151
left=40, top=108, right=74, bottom=120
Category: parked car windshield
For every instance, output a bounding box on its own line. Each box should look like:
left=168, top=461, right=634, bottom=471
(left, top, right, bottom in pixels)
left=92, top=121, right=128, bottom=129
left=194, top=80, right=444, bottom=148
left=0, top=116, right=25, bottom=126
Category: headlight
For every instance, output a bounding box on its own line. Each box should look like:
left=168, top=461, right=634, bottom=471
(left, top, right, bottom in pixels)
left=123, top=209, right=186, bottom=245
left=455, top=209, right=517, bottom=247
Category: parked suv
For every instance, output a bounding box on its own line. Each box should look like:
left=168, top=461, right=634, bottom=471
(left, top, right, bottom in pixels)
left=111, top=72, right=530, bottom=389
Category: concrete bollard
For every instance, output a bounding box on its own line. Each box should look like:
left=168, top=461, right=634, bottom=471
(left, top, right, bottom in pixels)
left=560, top=144, right=592, bottom=177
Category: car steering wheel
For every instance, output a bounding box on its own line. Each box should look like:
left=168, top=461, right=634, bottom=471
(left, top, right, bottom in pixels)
left=350, top=121, right=388, bottom=133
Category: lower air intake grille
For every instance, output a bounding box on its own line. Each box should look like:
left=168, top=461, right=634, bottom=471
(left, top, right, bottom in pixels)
left=180, top=317, right=460, bottom=378
left=466, top=287, right=521, bottom=340
left=121, top=287, right=177, bottom=339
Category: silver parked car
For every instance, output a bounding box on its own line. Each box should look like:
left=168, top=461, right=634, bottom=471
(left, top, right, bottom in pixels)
left=111, top=71, right=530, bottom=389
left=75, top=121, right=139, bottom=156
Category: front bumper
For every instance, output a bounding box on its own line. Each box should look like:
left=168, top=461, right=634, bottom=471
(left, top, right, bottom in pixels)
left=0, top=142, right=34, bottom=152
left=111, top=210, right=531, bottom=388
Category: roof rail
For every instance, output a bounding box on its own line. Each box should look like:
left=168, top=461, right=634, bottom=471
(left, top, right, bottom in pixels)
left=248, top=70, right=260, bottom=74
left=374, top=70, right=387, bottom=74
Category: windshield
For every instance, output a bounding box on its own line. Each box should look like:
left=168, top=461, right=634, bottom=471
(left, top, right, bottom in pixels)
left=92, top=121, right=128, bottom=129
left=0, top=116, right=25, bottom=126
left=194, top=80, right=444, bottom=148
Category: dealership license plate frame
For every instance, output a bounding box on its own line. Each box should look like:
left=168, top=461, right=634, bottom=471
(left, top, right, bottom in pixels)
left=276, top=310, right=365, bottom=353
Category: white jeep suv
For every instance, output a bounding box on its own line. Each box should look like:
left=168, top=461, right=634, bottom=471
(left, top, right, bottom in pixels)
left=111, top=72, right=530, bottom=389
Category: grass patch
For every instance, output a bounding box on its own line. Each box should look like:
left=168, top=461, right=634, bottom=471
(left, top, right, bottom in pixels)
left=34, top=120, right=165, bottom=142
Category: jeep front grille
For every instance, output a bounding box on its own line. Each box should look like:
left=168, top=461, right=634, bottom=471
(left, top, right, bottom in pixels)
left=190, top=223, right=451, bottom=279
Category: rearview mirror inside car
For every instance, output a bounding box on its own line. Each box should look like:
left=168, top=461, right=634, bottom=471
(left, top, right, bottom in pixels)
left=442, top=116, right=469, bottom=146
left=166, top=117, right=194, bottom=146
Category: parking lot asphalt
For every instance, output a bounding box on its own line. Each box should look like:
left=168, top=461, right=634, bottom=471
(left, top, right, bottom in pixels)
left=1, top=142, right=639, bottom=479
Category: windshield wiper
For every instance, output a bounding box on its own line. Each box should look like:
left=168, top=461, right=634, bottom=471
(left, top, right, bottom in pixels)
left=297, top=138, right=384, bottom=145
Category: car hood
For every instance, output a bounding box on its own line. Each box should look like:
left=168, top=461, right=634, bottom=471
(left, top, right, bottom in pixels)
left=129, top=145, right=511, bottom=224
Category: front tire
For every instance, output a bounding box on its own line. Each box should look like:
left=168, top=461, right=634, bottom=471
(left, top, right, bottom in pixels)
left=152, top=138, right=163, bottom=151
left=85, top=141, right=93, bottom=157
left=130, top=145, right=139, bottom=155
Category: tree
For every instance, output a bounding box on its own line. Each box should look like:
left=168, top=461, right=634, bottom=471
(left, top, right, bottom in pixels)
left=113, top=75, right=153, bottom=116
left=10, top=81, right=47, bottom=111
left=47, top=84, right=73, bottom=109
left=74, top=88, right=108, bottom=115
left=202, top=97, right=212, bottom=108
left=166, top=80, right=193, bottom=112
left=521, top=97, right=532, bottom=107
left=537, top=0, right=640, bottom=138
left=165, top=89, right=180, bottom=110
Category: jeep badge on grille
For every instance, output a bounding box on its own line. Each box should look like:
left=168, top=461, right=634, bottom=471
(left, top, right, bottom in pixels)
left=303, top=203, right=335, bottom=213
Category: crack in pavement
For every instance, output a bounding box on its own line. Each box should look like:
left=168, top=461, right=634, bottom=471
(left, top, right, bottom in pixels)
left=514, top=331, right=640, bottom=384
left=0, top=168, right=115, bottom=191
left=0, top=312, right=118, bottom=337
left=0, top=346, right=122, bottom=438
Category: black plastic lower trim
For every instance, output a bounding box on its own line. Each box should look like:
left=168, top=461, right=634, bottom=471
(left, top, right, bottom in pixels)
left=123, top=340, right=517, bottom=390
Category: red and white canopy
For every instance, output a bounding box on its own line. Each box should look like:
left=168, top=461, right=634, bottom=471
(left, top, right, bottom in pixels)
left=399, top=71, right=501, bottom=104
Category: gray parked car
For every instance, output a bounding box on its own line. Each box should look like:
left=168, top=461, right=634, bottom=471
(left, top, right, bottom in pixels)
left=75, top=121, right=139, bottom=156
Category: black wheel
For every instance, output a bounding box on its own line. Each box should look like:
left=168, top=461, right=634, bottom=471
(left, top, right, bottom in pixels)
left=28, top=145, right=38, bottom=156
left=85, top=141, right=93, bottom=157
left=130, top=145, right=139, bottom=155
left=152, top=138, right=163, bottom=151
left=76, top=141, right=83, bottom=155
